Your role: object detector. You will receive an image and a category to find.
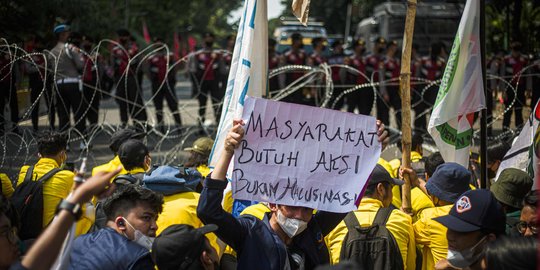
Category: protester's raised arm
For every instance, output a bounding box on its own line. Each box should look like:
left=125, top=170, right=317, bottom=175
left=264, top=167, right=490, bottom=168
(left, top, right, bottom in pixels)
left=212, top=119, right=244, bottom=180
left=20, top=168, right=121, bottom=270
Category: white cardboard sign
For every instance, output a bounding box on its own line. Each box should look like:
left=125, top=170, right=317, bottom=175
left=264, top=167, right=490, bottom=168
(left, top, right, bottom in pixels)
left=232, top=97, right=381, bottom=213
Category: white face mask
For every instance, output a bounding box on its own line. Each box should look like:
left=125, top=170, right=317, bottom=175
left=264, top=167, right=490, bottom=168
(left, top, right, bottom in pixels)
left=122, top=218, right=155, bottom=250
left=276, top=210, right=308, bottom=238
left=447, top=236, right=487, bottom=268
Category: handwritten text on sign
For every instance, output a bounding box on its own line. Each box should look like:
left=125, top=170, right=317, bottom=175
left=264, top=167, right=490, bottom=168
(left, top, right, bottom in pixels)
left=232, top=97, right=381, bottom=213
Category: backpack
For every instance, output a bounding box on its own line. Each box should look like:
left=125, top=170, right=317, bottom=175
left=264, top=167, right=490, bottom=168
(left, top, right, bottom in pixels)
left=113, top=173, right=144, bottom=186
left=11, top=166, right=60, bottom=240
left=340, top=207, right=404, bottom=270
left=142, top=165, right=203, bottom=195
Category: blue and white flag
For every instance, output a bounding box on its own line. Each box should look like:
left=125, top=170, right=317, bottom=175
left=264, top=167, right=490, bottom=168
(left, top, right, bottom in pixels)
left=208, top=0, right=267, bottom=167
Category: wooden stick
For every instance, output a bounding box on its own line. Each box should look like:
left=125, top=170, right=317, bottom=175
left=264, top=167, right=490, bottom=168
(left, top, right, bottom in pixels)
left=399, top=0, right=417, bottom=215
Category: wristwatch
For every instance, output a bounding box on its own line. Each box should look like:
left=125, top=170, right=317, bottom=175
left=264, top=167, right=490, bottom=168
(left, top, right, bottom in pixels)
left=56, top=199, right=83, bottom=220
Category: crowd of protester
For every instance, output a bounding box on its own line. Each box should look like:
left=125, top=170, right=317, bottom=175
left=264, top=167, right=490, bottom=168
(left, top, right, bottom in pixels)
left=0, top=22, right=538, bottom=270
left=0, top=116, right=537, bottom=270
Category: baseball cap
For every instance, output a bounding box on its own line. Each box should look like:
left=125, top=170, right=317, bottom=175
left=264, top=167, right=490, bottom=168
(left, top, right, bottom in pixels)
left=109, top=128, right=145, bottom=153
left=152, top=224, right=218, bottom=270
left=118, top=139, right=148, bottom=165
left=425, top=162, right=471, bottom=203
left=53, top=23, right=70, bottom=34
left=367, top=164, right=404, bottom=186
left=491, top=168, right=533, bottom=209
left=184, top=137, right=214, bottom=156
left=434, top=189, right=506, bottom=234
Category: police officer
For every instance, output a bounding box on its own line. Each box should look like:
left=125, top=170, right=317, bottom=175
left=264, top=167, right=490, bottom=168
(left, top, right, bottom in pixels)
left=148, top=38, right=182, bottom=131
left=417, top=42, right=446, bottom=132
left=0, top=47, right=19, bottom=134
left=49, top=24, right=86, bottom=139
left=283, top=33, right=307, bottom=104
left=366, top=37, right=387, bottom=123
left=503, top=41, right=528, bottom=129
left=113, top=29, right=148, bottom=130
left=382, top=40, right=401, bottom=129
left=327, top=40, right=346, bottom=110
left=26, top=36, right=52, bottom=132
left=345, top=39, right=372, bottom=115
left=268, top=38, right=282, bottom=93
left=190, top=32, right=223, bottom=125
left=80, top=35, right=101, bottom=131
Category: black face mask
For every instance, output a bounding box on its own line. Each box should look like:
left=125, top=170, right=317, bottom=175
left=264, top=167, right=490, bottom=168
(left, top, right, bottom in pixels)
left=377, top=47, right=385, bottom=54
left=205, top=41, right=214, bottom=47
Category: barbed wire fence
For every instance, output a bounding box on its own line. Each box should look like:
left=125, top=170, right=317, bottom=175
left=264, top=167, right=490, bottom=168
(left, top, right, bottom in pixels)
left=0, top=38, right=537, bottom=179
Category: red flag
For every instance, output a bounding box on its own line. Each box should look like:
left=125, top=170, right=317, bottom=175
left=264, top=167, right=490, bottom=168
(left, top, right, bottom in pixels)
left=142, top=21, right=151, bottom=44
left=173, top=31, right=180, bottom=61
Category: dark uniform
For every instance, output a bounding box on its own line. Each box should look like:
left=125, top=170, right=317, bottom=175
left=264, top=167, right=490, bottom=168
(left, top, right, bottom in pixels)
left=327, top=47, right=346, bottom=110
left=382, top=52, right=401, bottom=128
left=345, top=52, right=372, bottom=115
left=26, top=48, right=55, bottom=131
left=503, top=53, right=528, bottom=129
left=191, top=48, right=224, bottom=123
left=112, top=41, right=148, bottom=127
left=0, top=52, right=19, bottom=134
left=365, top=52, right=385, bottom=121
left=148, top=50, right=182, bottom=128
left=417, top=54, right=445, bottom=131
left=283, top=48, right=307, bottom=104
left=81, top=52, right=100, bottom=128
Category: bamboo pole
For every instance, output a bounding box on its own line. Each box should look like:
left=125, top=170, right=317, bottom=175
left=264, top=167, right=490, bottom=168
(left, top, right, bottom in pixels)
left=400, top=0, right=417, bottom=215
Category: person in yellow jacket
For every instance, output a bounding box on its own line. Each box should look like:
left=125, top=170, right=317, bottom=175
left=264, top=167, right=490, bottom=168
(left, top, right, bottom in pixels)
left=16, top=132, right=74, bottom=229
left=326, top=164, right=416, bottom=269
left=393, top=152, right=445, bottom=221
left=403, top=162, right=472, bottom=270
left=1, top=173, right=14, bottom=198
left=184, top=137, right=214, bottom=178
left=91, top=128, right=144, bottom=176
left=142, top=164, right=223, bottom=258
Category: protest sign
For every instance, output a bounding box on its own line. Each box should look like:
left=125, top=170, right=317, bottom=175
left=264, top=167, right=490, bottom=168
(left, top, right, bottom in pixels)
left=232, top=97, right=381, bottom=213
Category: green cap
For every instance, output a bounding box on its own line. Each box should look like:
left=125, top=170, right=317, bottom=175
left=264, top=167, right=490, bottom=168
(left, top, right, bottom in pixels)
left=184, top=137, right=214, bottom=156
left=491, top=168, right=533, bottom=209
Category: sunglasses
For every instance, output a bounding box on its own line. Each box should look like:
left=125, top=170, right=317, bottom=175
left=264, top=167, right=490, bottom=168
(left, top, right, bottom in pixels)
left=516, top=221, right=537, bottom=235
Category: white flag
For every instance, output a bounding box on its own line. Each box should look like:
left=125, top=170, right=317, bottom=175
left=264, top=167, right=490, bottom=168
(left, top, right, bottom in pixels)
left=496, top=100, right=540, bottom=187
left=428, top=0, right=485, bottom=167
left=208, top=0, right=267, bottom=167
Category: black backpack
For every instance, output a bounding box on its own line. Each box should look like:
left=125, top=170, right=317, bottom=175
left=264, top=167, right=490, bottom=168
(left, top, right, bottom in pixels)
left=11, top=166, right=60, bottom=240
left=340, top=207, right=404, bottom=270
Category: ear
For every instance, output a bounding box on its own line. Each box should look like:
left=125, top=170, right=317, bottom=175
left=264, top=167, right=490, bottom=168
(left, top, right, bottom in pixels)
left=376, top=183, right=386, bottom=197
left=487, top=233, right=497, bottom=242
left=268, top=203, right=278, bottom=212
left=200, top=251, right=213, bottom=267
left=115, top=217, right=127, bottom=231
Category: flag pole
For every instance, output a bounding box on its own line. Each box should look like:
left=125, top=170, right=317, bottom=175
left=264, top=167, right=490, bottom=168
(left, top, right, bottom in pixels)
left=480, top=0, right=488, bottom=189
left=400, top=0, right=417, bottom=215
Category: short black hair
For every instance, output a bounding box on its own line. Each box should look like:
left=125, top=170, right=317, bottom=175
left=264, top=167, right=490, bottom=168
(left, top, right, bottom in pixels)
left=523, top=190, right=538, bottom=209
left=109, top=128, right=145, bottom=154
left=487, top=140, right=510, bottom=164
left=311, top=37, right=324, bottom=47
left=425, top=152, right=445, bottom=178
left=484, top=236, right=537, bottom=270
left=38, top=131, right=67, bottom=156
left=118, top=139, right=149, bottom=170
left=364, top=181, right=390, bottom=197
left=116, top=28, right=131, bottom=37
left=102, top=184, right=163, bottom=221
left=291, top=33, right=302, bottom=41
left=397, top=132, right=424, bottom=153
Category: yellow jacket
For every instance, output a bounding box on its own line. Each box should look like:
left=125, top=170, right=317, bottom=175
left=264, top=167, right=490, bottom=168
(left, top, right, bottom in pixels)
left=325, top=198, right=416, bottom=269
left=1, top=173, right=14, bottom=198
left=413, top=204, right=453, bottom=270
left=156, top=191, right=222, bottom=256
left=17, top=158, right=74, bottom=227
left=91, top=156, right=127, bottom=176
left=392, top=186, right=434, bottom=222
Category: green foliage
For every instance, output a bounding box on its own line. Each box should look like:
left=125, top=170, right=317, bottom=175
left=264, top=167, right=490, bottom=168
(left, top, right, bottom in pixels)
left=0, top=0, right=242, bottom=46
